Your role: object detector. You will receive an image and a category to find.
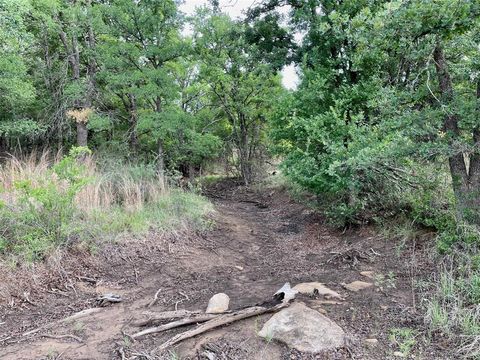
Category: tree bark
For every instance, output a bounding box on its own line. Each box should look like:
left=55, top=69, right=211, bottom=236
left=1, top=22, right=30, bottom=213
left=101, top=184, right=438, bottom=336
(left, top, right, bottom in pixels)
left=76, top=122, right=88, bottom=147
left=157, top=139, right=165, bottom=177
left=238, top=114, right=252, bottom=185
left=433, top=43, right=480, bottom=225
left=154, top=96, right=165, bottom=176
left=128, top=93, right=139, bottom=153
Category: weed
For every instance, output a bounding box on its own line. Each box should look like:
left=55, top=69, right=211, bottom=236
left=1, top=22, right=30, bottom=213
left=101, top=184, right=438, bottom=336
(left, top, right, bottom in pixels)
left=389, top=328, right=417, bottom=356
left=374, top=272, right=397, bottom=291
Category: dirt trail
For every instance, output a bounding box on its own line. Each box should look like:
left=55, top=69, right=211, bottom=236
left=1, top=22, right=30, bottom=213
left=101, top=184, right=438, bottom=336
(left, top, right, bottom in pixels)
left=0, top=180, right=443, bottom=359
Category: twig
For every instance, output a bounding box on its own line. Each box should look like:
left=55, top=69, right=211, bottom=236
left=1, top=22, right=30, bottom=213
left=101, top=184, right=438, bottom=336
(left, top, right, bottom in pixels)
left=41, top=334, right=83, bottom=343
left=147, top=288, right=162, bottom=308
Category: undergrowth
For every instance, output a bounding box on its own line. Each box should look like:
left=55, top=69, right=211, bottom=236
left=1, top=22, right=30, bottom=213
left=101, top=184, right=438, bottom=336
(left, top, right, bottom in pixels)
left=0, top=148, right=213, bottom=262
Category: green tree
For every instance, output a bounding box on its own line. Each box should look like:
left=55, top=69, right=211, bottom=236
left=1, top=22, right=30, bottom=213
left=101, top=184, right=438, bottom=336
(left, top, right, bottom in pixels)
left=194, top=9, right=283, bottom=184
left=0, top=0, right=38, bottom=152
left=99, top=0, right=184, bottom=174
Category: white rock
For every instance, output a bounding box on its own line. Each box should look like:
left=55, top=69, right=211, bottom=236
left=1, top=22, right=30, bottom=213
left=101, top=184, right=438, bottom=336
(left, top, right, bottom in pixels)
left=360, top=271, right=375, bottom=279
left=293, top=282, right=343, bottom=300
left=205, top=293, right=230, bottom=314
left=258, top=302, right=345, bottom=353
left=364, top=338, right=379, bottom=346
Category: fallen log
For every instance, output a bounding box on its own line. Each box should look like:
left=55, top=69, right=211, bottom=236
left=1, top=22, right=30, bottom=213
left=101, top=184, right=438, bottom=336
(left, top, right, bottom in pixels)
left=132, top=313, right=219, bottom=339
left=153, top=301, right=289, bottom=353
left=136, top=309, right=202, bottom=327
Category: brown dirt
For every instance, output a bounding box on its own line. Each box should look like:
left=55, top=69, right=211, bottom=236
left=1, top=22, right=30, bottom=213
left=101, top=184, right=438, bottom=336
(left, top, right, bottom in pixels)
left=0, top=179, right=450, bottom=359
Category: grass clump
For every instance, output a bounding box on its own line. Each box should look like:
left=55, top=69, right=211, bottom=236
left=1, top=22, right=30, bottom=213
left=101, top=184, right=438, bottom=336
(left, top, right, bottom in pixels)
left=424, top=246, right=480, bottom=358
left=0, top=148, right=213, bottom=262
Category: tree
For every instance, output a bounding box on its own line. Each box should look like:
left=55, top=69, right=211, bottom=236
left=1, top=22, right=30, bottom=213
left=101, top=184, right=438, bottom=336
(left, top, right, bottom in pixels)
left=99, top=0, right=184, bottom=174
left=0, top=0, right=38, bottom=153
left=194, top=9, right=283, bottom=184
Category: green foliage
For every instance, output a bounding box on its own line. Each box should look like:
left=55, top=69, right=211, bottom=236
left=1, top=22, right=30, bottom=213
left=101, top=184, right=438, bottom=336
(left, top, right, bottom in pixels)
left=389, top=328, right=417, bottom=356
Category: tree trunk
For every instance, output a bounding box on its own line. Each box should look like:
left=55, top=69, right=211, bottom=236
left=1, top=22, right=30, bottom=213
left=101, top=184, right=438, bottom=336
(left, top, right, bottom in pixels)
left=155, top=96, right=165, bottom=175
left=60, top=24, right=88, bottom=148
left=157, top=139, right=165, bottom=177
left=238, top=115, right=252, bottom=185
left=128, top=93, right=139, bottom=153
left=76, top=122, right=88, bottom=147
left=433, top=43, right=480, bottom=225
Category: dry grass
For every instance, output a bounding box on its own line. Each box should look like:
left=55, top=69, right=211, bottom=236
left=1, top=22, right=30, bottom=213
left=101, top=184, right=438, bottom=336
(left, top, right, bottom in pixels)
left=0, top=150, right=168, bottom=213
left=0, top=149, right=212, bottom=262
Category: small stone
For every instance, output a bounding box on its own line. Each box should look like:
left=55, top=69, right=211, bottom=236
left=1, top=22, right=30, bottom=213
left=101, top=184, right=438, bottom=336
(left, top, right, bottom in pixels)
left=364, top=338, right=379, bottom=346
left=206, top=293, right=230, bottom=314
left=393, top=351, right=405, bottom=357
left=234, top=265, right=244, bottom=271
left=293, top=282, right=343, bottom=300
left=342, top=281, right=374, bottom=292
left=360, top=271, right=375, bottom=279
left=258, top=302, right=345, bottom=353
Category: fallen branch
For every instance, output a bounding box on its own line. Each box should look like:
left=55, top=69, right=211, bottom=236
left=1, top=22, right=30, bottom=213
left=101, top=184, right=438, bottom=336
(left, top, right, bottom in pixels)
left=147, top=288, right=162, bottom=308
left=136, top=309, right=202, bottom=327
left=41, top=334, right=83, bottom=343
left=133, top=313, right=219, bottom=339
left=22, top=307, right=103, bottom=337
left=153, top=301, right=289, bottom=353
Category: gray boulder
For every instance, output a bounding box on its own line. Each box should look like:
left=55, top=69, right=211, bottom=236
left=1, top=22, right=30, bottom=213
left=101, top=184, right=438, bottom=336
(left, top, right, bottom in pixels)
left=258, top=302, right=345, bottom=353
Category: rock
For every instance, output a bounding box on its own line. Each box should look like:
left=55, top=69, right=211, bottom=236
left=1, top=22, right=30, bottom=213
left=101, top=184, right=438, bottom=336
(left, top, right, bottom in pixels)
left=293, top=282, right=343, bottom=300
left=234, top=265, right=244, bottom=271
left=393, top=351, right=405, bottom=357
left=342, top=281, right=373, bottom=292
left=258, top=302, right=345, bottom=353
left=206, top=293, right=230, bottom=314
left=360, top=271, right=375, bottom=279
left=364, top=338, right=379, bottom=346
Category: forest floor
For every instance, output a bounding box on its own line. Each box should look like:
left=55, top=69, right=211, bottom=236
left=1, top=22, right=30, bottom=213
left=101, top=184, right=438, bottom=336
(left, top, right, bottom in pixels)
left=0, top=179, right=451, bottom=359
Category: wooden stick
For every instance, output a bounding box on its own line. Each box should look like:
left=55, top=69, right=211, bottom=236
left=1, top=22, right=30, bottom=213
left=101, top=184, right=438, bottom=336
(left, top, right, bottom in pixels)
left=22, top=307, right=103, bottom=337
left=136, top=309, right=202, bottom=327
left=153, top=302, right=289, bottom=353
left=132, top=313, right=219, bottom=339
left=41, top=334, right=84, bottom=343
left=147, top=288, right=162, bottom=308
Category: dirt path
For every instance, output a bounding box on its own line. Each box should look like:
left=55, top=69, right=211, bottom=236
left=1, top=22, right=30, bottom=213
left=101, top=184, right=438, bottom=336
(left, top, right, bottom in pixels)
left=0, top=180, right=445, bottom=359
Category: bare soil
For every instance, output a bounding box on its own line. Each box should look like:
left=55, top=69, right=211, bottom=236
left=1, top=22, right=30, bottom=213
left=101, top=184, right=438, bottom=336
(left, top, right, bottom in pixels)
left=0, top=179, right=450, bottom=359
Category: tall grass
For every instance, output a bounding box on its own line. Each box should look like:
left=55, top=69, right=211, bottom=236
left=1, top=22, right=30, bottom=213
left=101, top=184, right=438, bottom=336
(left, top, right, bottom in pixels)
left=424, top=245, right=480, bottom=359
left=0, top=149, right=212, bottom=261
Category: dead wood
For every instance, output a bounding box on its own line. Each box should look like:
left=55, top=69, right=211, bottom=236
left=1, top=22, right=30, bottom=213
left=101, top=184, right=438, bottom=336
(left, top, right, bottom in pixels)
left=132, top=313, right=219, bottom=339
left=153, top=301, right=289, bottom=353
left=136, top=309, right=202, bottom=327
left=147, top=288, right=162, bottom=307
left=22, top=307, right=103, bottom=337
left=41, top=334, right=83, bottom=343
